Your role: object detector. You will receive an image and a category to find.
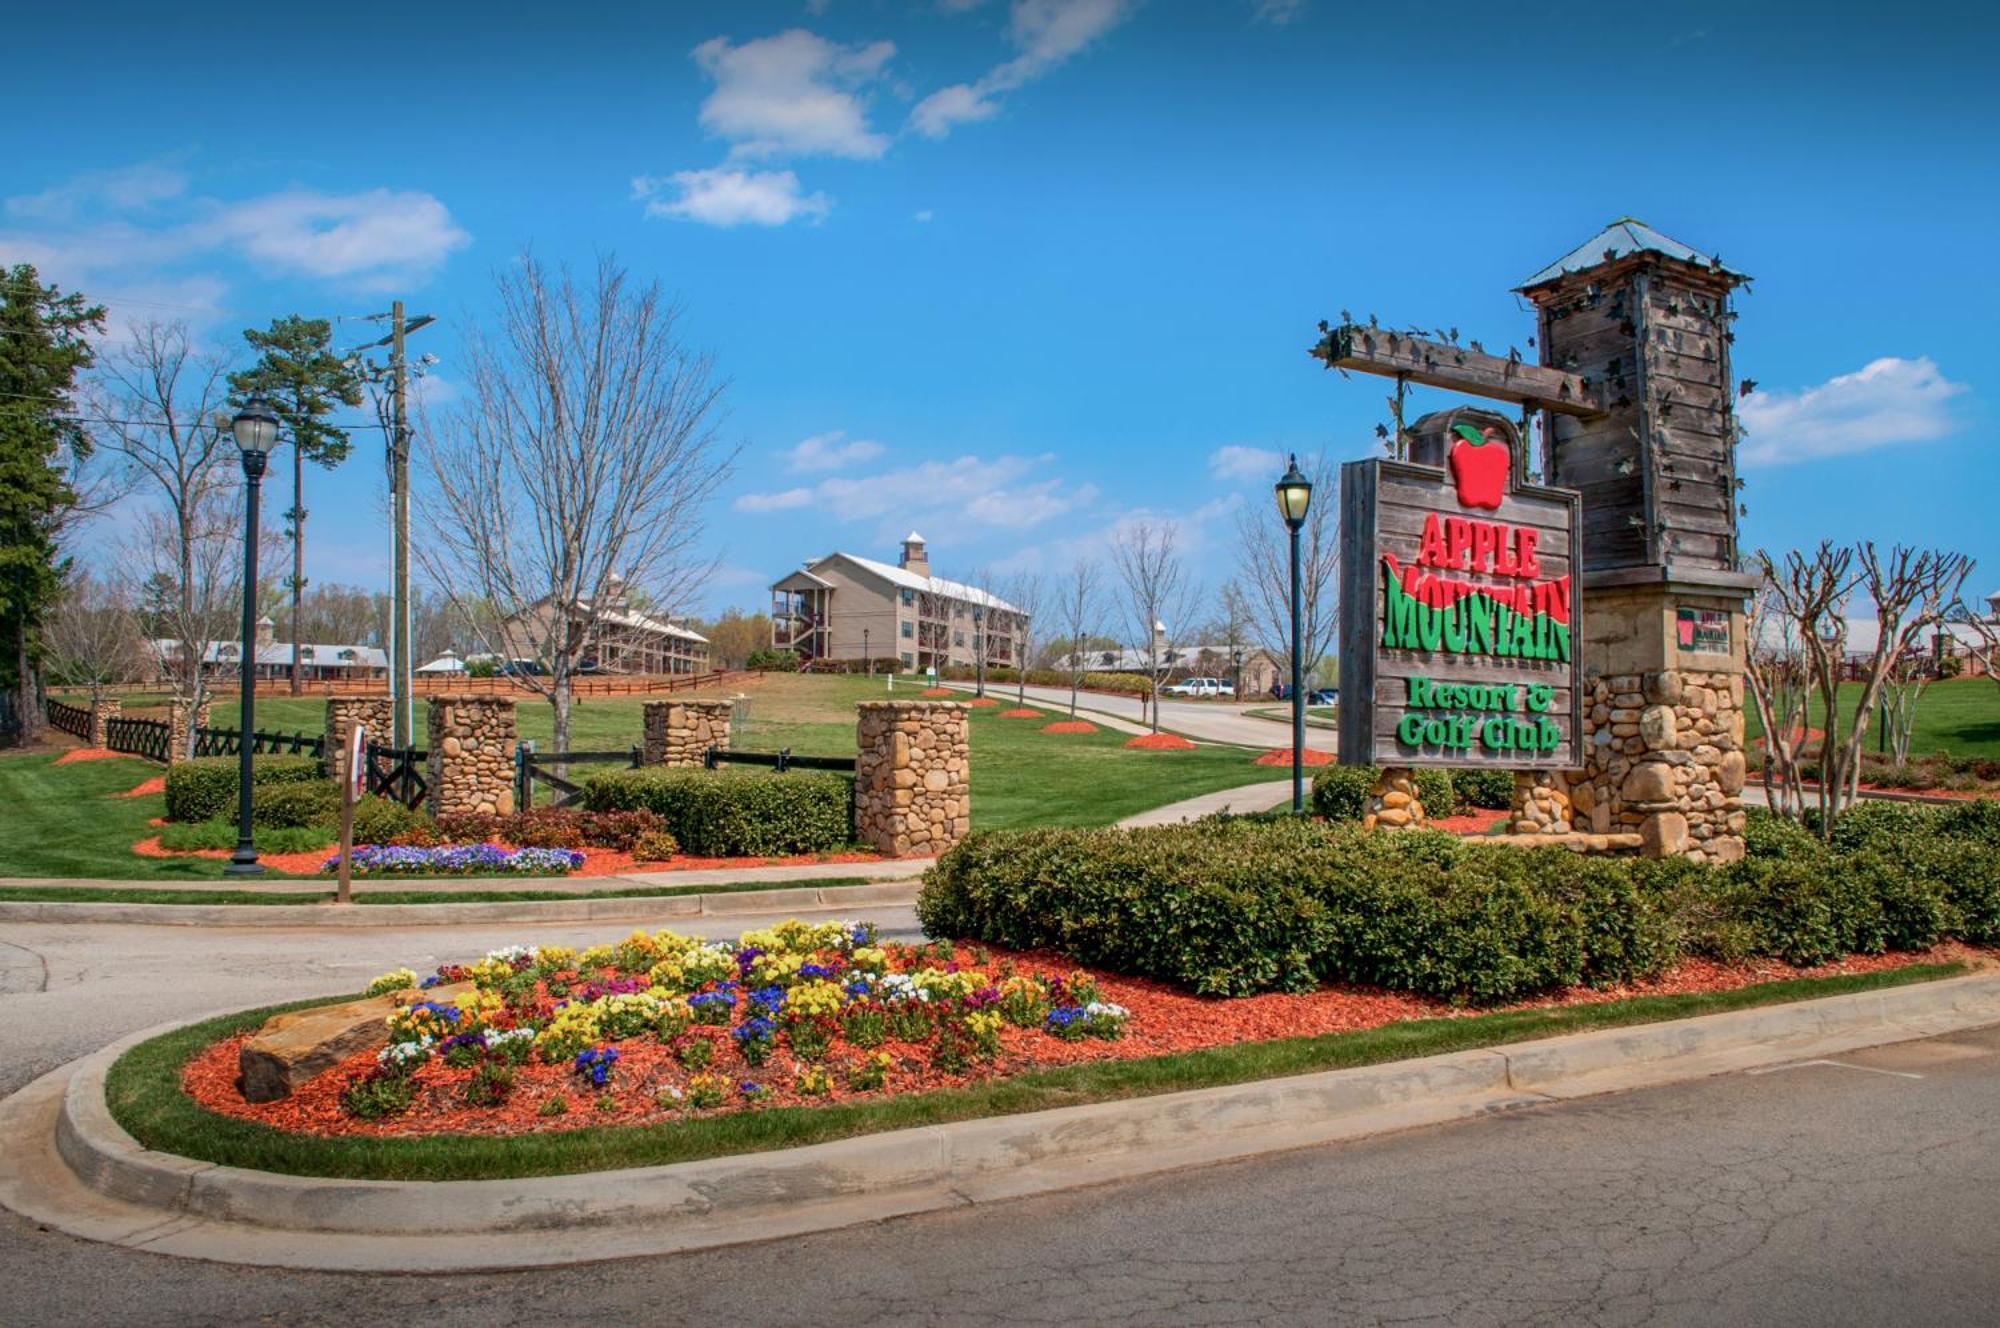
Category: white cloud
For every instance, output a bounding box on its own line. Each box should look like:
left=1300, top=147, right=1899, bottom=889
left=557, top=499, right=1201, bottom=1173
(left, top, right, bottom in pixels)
left=199, top=189, right=468, bottom=285
left=911, top=0, right=1135, bottom=138
left=735, top=487, right=817, bottom=512
left=1248, top=0, right=1305, bottom=23
left=635, top=168, right=831, bottom=227
left=786, top=430, right=884, bottom=471
left=1208, top=444, right=1283, bottom=483
left=5, top=160, right=189, bottom=221
left=1738, top=357, right=1967, bottom=466
left=693, top=29, right=895, bottom=160
left=736, top=450, right=1097, bottom=536
left=913, top=209, right=935, bottom=222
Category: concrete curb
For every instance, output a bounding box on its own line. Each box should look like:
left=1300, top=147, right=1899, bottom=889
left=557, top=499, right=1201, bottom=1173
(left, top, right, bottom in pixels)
left=4, top=970, right=1998, bottom=1272
left=0, top=880, right=923, bottom=928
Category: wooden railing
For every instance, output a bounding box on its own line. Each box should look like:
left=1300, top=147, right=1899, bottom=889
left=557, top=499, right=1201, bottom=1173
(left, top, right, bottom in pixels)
left=105, top=715, right=171, bottom=763
left=45, top=696, right=91, bottom=742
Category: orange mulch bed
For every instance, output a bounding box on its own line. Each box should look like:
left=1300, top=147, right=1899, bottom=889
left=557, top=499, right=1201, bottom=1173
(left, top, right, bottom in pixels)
left=131, top=836, right=331, bottom=875
left=1124, top=733, right=1198, bottom=750
left=1042, top=720, right=1097, bottom=734
left=54, top=746, right=128, bottom=764
left=920, top=687, right=956, bottom=697
left=119, top=775, right=167, bottom=798
left=179, top=939, right=1986, bottom=1139
left=1431, top=808, right=1509, bottom=834
left=966, top=697, right=1000, bottom=708
left=1253, top=747, right=1335, bottom=767
left=998, top=708, right=1041, bottom=719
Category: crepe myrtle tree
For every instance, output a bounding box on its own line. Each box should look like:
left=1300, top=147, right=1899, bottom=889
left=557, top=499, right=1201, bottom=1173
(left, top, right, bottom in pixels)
left=419, top=253, right=735, bottom=760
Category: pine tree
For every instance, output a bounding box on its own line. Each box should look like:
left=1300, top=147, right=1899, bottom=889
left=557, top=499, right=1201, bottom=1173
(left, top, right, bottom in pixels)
left=0, top=265, right=105, bottom=742
left=228, top=316, right=363, bottom=693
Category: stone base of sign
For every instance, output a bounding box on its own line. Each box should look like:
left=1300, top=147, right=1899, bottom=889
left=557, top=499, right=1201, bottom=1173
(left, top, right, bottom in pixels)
left=165, top=697, right=211, bottom=765
left=642, top=699, right=733, bottom=767
left=1565, top=585, right=1748, bottom=864
left=1362, top=767, right=1428, bottom=831
left=426, top=696, right=519, bottom=818
left=325, top=697, right=392, bottom=787
left=1510, top=771, right=1573, bottom=835
left=87, top=697, right=120, bottom=749
left=854, top=701, right=969, bottom=857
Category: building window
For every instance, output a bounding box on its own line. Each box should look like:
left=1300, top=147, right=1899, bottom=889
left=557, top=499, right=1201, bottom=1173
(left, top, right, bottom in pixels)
left=953, top=630, right=965, bottom=646
left=900, top=589, right=915, bottom=605
left=900, top=651, right=913, bottom=667
left=901, top=621, right=913, bottom=638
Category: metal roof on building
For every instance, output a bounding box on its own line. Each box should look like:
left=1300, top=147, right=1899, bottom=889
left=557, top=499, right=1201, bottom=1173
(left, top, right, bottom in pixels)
left=1517, top=218, right=1746, bottom=290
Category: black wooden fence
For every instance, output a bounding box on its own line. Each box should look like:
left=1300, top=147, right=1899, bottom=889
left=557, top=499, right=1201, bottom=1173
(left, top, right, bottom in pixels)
left=365, top=744, right=429, bottom=810
left=45, top=697, right=91, bottom=742
left=516, top=745, right=644, bottom=809
left=192, top=725, right=326, bottom=760
left=105, top=715, right=171, bottom=763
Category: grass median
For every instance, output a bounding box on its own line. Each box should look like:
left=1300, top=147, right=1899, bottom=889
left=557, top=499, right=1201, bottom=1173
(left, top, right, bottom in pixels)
left=104, top=960, right=1969, bottom=1183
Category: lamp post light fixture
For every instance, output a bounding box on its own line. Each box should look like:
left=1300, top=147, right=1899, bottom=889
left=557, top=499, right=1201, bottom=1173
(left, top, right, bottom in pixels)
left=224, top=396, right=279, bottom=875
left=972, top=604, right=986, bottom=697
left=1231, top=646, right=1244, bottom=701
left=862, top=626, right=871, bottom=676
left=1274, top=454, right=1313, bottom=815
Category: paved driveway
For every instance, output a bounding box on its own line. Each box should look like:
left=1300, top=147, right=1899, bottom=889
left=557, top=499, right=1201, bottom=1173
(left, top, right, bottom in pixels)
left=946, top=680, right=1313, bottom=749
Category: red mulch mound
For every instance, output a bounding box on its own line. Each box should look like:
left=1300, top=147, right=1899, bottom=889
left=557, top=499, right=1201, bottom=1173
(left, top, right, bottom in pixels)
left=998, top=708, right=1040, bottom=719
left=132, top=836, right=330, bottom=875
left=1432, top=808, right=1509, bottom=834
left=1124, top=733, right=1197, bottom=750
left=55, top=747, right=127, bottom=764
left=920, top=687, right=956, bottom=697
left=179, top=939, right=1986, bottom=1140
left=1254, top=748, right=1335, bottom=767
left=132, top=836, right=894, bottom=879
left=966, top=697, right=1000, bottom=708
left=1042, top=720, right=1097, bottom=734
left=119, top=775, right=167, bottom=799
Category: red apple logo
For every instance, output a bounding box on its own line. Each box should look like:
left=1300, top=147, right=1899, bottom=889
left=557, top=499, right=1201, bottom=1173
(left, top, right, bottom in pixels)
left=1448, top=423, right=1508, bottom=510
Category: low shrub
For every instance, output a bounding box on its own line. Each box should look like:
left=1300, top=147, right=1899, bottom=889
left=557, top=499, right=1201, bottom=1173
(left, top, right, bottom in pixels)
left=918, top=802, right=2000, bottom=1004
left=433, top=807, right=666, bottom=852
left=155, top=819, right=335, bottom=855
left=582, top=768, right=852, bottom=857
left=252, top=781, right=342, bottom=830
left=1450, top=768, right=1515, bottom=812
left=632, top=828, right=682, bottom=862
left=1310, top=765, right=1454, bottom=822
left=164, top=756, right=325, bottom=823
left=352, top=795, right=428, bottom=847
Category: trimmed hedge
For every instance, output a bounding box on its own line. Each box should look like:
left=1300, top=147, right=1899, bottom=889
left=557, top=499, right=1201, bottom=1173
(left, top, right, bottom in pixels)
left=163, top=756, right=327, bottom=824
left=917, top=803, right=2000, bottom=1004
left=1450, top=768, right=1515, bottom=812
left=1311, top=765, right=1454, bottom=822
left=580, top=768, right=852, bottom=857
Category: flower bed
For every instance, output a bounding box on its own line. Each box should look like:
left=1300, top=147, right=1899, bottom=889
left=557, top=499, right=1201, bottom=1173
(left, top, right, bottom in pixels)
left=179, top=919, right=1981, bottom=1139
left=323, top=844, right=589, bottom=876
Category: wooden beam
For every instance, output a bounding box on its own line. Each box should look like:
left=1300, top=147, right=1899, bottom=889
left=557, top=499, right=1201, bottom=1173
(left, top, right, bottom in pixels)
left=1310, top=323, right=1605, bottom=418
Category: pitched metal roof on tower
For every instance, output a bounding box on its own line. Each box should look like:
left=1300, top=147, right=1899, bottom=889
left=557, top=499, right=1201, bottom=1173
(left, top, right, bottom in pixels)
left=1516, top=218, right=1746, bottom=290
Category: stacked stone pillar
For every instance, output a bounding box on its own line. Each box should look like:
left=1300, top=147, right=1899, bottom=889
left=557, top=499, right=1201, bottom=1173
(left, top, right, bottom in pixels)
left=1563, top=591, right=1748, bottom=862
left=642, top=699, right=734, bottom=767
left=87, top=697, right=121, bottom=749
left=854, top=701, right=970, bottom=857
left=326, top=697, right=393, bottom=787
left=1510, top=771, right=1573, bottom=835
left=426, top=695, right=519, bottom=817
left=1362, top=767, right=1428, bottom=832
left=165, top=696, right=211, bottom=764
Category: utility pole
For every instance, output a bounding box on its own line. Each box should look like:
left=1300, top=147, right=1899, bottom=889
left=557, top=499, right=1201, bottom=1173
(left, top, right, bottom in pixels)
left=390, top=301, right=412, bottom=749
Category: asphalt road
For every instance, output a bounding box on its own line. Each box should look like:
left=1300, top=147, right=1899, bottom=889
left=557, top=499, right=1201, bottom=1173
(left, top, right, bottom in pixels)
left=5, top=910, right=2000, bottom=1325
left=946, top=680, right=1305, bottom=748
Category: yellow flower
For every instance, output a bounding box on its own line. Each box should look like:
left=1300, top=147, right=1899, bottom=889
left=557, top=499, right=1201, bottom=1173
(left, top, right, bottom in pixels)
left=848, top=946, right=889, bottom=975
left=788, top=979, right=846, bottom=1019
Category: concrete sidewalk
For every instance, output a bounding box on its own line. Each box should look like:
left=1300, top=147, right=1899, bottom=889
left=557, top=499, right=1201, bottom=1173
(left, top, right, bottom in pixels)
left=1117, top=779, right=1298, bottom=827
left=0, top=858, right=930, bottom=896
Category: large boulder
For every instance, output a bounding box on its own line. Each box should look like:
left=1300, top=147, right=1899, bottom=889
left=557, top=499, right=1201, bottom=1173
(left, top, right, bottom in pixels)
left=237, top=981, right=474, bottom=1103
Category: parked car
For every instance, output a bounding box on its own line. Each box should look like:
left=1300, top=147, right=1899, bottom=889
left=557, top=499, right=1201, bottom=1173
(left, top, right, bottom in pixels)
left=1309, top=687, right=1338, bottom=706
left=1163, top=676, right=1236, bottom=699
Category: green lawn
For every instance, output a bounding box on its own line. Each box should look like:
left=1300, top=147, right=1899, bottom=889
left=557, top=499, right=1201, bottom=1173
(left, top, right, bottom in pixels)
left=8, top=677, right=1283, bottom=878
left=1743, top=678, right=2000, bottom=759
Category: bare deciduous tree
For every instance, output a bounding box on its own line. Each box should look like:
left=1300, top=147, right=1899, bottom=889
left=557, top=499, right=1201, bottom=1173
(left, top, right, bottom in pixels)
left=1000, top=571, right=1046, bottom=705
left=1110, top=520, right=1202, bottom=732
left=1750, top=541, right=1972, bottom=836
left=1744, top=572, right=1814, bottom=823
left=1234, top=447, right=1339, bottom=686
left=95, top=321, right=239, bottom=739
left=1054, top=558, right=1101, bottom=717
left=43, top=568, right=143, bottom=706
left=419, top=254, right=734, bottom=757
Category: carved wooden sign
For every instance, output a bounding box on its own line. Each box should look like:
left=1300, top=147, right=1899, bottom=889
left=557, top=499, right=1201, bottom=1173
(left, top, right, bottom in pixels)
left=1338, top=412, right=1584, bottom=770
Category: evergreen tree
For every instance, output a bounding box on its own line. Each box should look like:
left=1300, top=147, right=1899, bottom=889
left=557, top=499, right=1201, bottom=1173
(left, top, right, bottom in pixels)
left=228, top=316, right=363, bottom=693
left=0, top=265, right=105, bottom=742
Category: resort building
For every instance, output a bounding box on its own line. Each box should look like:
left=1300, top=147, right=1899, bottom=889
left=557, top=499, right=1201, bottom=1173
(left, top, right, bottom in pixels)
left=1059, top=640, right=1285, bottom=695
left=148, top=616, right=388, bottom=683
left=769, top=533, right=1026, bottom=673
left=498, top=575, right=711, bottom=675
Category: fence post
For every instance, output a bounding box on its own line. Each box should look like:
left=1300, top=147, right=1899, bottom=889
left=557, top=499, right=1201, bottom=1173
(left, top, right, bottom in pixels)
left=515, top=740, right=532, bottom=811
left=642, top=698, right=734, bottom=766
left=89, top=697, right=121, bottom=749
left=326, top=697, right=392, bottom=786
left=853, top=701, right=970, bottom=857
left=426, top=694, right=519, bottom=818
left=165, top=696, right=211, bottom=765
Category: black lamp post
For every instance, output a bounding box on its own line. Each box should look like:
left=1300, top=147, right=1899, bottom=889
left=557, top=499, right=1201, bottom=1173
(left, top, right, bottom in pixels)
left=224, top=396, right=279, bottom=875
left=1231, top=646, right=1243, bottom=700
left=972, top=604, right=986, bottom=697
left=1274, top=455, right=1313, bottom=814
left=862, top=626, right=871, bottom=676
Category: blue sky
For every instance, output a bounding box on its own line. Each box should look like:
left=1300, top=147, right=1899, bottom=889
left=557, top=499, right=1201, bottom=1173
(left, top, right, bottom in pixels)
left=6, top=0, right=1998, bottom=619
